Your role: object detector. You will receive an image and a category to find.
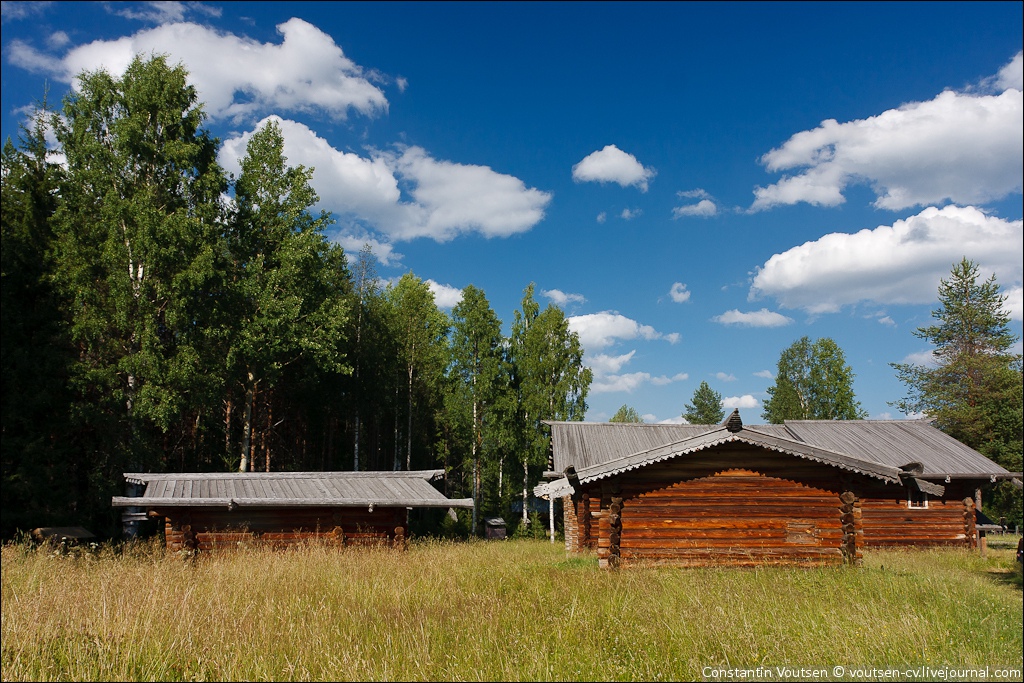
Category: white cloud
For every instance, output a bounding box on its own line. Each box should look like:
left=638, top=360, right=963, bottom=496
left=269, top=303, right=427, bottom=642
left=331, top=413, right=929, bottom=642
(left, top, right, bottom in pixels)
left=712, top=309, right=794, bottom=327
left=587, top=351, right=636, bottom=375
left=46, top=31, right=70, bottom=49
left=220, top=118, right=551, bottom=243
left=669, top=282, right=691, bottom=303
left=1004, top=286, right=1024, bottom=321
left=899, top=350, right=939, bottom=368
left=673, top=199, right=718, bottom=218
left=751, top=53, right=1023, bottom=211
left=650, top=372, right=689, bottom=386
left=332, top=232, right=403, bottom=267
left=9, top=18, right=388, bottom=123
left=749, top=205, right=1024, bottom=317
left=572, top=144, right=655, bottom=192
left=1, top=1, right=52, bottom=21
left=715, top=372, right=737, bottom=382
left=722, top=395, right=760, bottom=409
left=384, top=145, right=552, bottom=241
left=596, top=211, right=607, bottom=223
left=542, top=289, right=586, bottom=307
left=568, top=312, right=671, bottom=350
left=877, top=316, right=896, bottom=327
left=753, top=370, right=774, bottom=379
left=620, top=208, right=642, bottom=220
left=110, top=2, right=221, bottom=23
left=425, top=280, right=463, bottom=309
left=590, top=372, right=652, bottom=394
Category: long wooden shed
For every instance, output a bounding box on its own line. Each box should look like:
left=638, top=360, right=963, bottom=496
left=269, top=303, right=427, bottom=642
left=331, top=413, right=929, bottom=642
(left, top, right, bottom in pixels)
left=112, top=470, right=473, bottom=552
left=536, top=412, right=1020, bottom=568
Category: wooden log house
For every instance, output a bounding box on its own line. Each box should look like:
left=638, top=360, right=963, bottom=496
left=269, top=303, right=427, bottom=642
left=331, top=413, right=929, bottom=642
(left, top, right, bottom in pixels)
left=536, top=412, right=1020, bottom=568
left=112, top=470, right=473, bottom=553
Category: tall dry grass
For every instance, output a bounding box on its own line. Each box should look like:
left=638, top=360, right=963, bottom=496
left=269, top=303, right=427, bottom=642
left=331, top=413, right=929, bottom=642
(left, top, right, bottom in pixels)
left=2, top=538, right=1021, bottom=681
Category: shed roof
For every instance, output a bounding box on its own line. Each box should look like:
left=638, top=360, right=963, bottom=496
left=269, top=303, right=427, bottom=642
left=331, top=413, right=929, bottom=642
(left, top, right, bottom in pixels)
left=112, top=470, right=474, bottom=509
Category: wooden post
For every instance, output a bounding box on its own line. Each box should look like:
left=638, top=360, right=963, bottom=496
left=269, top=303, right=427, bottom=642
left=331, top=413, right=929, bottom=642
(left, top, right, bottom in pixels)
left=962, top=497, right=977, bottom=549
left=609, top=496, right=623, bottom=568
left=839, top=491, right=861, bottom=565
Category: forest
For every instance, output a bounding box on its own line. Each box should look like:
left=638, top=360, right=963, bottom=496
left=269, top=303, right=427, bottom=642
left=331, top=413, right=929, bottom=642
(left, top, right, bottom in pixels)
left=1, top=56, right=591, bottom=539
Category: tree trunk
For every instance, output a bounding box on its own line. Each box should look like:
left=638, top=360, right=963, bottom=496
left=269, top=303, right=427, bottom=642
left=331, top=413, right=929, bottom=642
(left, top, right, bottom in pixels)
left=239, top=372, right=256, bottom=472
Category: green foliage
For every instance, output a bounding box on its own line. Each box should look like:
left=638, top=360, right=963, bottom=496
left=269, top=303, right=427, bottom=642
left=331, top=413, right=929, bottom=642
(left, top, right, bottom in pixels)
left=682, top=381, right=725, bottom=424
left=762, top=336, right=867, bottom=423
left=891, top=259, right=1023, bottom=527
left=1, top=104, right=77, bottom=536
left=610, top=404, right=644, bottom=423
left=225, top=118, right=351, bottom=471
left=510, top=284, right=592, bottom=523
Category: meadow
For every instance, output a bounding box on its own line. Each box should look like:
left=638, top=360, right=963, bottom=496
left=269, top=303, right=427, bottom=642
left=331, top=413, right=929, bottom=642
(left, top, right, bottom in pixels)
left=2, top=537, right=1021, bottom=682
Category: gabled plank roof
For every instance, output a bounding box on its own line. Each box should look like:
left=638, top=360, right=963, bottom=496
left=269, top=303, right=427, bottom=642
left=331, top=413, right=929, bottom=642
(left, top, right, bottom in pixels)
left=536, top=414, right=1019, bottom=500
left=112, top=470, right=474, bottom=509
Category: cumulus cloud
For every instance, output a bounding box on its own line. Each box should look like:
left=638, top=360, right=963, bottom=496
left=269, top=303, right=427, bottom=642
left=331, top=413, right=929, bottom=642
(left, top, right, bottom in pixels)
left=568, top=312, right=675, bottom=350
left=715, top=372, right=737, bottom=382
left=7, top=18, right=389, bottom=123
left=751, top=52, right=1023, bottom=211
left=542, top=289, right=586, bottom=307
left=425, top=280, right=463, bottom=309
left=220, top=117, right=551, bottom=243
left=673, top=189, right=718, bottom=218
left=673, top=199, right=718, bottom=218
left=596, top=211, right=607, bottom=223
left=570, top=312, right=681, bottom=395
left=590, top=372, right=652, bottom=394
left=711, top=309, right=794, bottom=327
left=753, top=370, right=774, bottom=379
left=572, top=144, right=656, bottom=192
left=669, top=282, right=691, bottom=303
left=587, top=351, right=637, bottom=376
left=332, top=232, right=403, bottom=267
left=1, top=1, right=52, bottom=22
left=722, top=395, right=760, bottom=409
left=620, top=207, right=642, bottom=220
left=748, top=205, right=1024, bottom=317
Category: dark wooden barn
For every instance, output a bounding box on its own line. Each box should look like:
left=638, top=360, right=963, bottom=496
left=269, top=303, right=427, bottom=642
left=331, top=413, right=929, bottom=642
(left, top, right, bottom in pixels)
left=536, top=412, right=1020, bottom=568
left=112, top=470, right=473, bottom=552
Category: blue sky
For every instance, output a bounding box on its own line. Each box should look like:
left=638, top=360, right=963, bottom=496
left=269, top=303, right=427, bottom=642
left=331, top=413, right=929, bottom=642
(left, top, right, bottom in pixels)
left=2, top=1, right=1022, bottom=425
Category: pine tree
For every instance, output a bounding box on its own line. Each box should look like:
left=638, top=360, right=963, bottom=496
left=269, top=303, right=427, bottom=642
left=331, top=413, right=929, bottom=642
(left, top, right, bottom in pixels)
left=682, top=382, right=724, bottom=424
left=891, top=258, right=1022, bottom=526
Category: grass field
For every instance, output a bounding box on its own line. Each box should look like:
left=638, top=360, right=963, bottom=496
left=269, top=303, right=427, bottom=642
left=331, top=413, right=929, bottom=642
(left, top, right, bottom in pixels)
left=2, top=537, right=1021, bottom=682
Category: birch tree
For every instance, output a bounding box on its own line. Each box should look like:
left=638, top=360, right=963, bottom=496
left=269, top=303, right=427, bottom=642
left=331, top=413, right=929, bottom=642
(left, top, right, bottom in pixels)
left=762, top=336, right=866, bottom=423
left=226, top=119, right=350, bottom=472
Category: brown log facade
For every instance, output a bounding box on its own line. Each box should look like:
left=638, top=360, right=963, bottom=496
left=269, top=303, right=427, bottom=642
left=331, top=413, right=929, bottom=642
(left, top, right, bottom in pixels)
left=542, top=414, right=1018, bottom=568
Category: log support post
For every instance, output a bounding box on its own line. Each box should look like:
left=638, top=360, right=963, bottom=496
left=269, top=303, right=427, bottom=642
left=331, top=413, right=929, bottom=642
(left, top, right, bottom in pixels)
left=608, top=496, right=623, bottom=569
left=963, top=497, right=977, bottom=549
left=839, top=491, right=861, bottom=565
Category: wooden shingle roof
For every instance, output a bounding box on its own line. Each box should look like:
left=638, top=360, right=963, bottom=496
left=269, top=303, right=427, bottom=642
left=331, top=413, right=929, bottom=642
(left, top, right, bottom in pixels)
left=112, top=470, right=474, bottom=509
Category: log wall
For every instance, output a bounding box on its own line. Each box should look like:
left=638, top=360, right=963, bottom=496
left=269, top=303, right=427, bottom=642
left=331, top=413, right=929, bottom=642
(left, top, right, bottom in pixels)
left=155, top=506, right=408, bottom=553
left=858, top=482, right=975, bottom=548
left=566, top=445, right=982, bottom=567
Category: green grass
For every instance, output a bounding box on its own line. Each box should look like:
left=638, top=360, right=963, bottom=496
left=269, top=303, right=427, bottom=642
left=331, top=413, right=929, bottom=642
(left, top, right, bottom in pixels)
left=2, top=538, right=1021, bottom=681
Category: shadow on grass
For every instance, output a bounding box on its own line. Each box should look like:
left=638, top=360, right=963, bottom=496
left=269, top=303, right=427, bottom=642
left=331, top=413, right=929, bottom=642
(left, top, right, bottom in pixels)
left=985, top=562, right=1023, bottom=590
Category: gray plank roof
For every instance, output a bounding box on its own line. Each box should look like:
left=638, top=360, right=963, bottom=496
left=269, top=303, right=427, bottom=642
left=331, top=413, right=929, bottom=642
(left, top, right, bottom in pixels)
left=536, top=416, right=1018, bottom=499
left=112, top=470, right=474, bottom=509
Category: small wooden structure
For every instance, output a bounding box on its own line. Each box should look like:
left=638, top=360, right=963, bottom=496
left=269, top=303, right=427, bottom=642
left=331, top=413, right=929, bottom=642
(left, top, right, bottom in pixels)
left=112, top=470, right=473, bottom=553
left=537, top=413, right=1020, bottom=568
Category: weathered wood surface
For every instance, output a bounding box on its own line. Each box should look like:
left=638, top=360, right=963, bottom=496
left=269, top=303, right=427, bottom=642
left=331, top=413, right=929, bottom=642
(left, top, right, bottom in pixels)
left=158, top=506, right=408, bottom=553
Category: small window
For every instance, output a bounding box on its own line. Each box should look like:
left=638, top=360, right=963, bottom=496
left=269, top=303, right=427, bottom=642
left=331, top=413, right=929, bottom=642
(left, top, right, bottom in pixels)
left=908, top=490, right=928, bottom=509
